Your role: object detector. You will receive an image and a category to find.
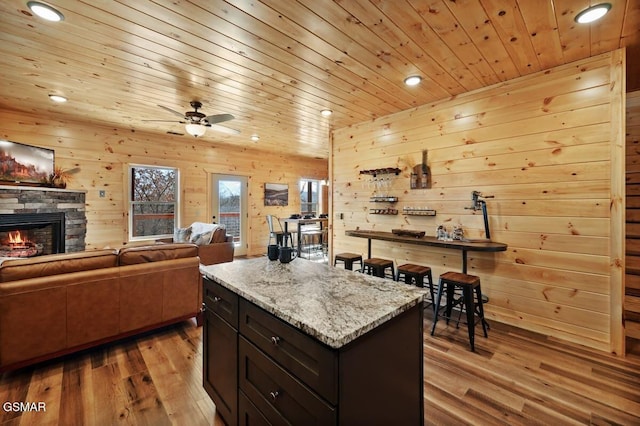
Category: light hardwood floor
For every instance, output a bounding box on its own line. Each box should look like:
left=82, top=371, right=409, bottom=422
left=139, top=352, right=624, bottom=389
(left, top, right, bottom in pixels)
left=2, top=315, right=640, bottom=425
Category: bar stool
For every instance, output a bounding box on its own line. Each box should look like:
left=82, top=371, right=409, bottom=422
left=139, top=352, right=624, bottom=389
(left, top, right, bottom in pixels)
left=363, top=258, right=395, bottom=279
left=300, top=229, right=324, bottom=259
left=430, top=271, right=488, bottom=352
left=395, top=264, right=434, bottom=308
left=334, top=252, right=363, bottom=272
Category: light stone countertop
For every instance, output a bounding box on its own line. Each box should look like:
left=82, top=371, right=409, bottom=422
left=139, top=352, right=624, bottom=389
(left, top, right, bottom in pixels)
left=200, top=257, right=427, bottom=349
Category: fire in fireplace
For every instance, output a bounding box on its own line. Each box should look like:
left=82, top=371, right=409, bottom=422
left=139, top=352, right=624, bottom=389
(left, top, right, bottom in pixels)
left=1, top=230, right=42, bottom=257
left=0, top=212, right=65, bottom=258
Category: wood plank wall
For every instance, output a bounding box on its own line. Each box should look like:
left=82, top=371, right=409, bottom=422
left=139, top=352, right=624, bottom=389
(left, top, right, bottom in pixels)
left=331, top=50, right=626, bottom=354
left=626, top=90, right=640, bottom=340
left=0, top=112, right=327, bottom=256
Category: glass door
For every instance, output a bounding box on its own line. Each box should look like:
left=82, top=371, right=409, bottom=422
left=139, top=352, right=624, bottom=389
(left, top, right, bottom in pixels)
left=211, top=174, right=248, bottom=256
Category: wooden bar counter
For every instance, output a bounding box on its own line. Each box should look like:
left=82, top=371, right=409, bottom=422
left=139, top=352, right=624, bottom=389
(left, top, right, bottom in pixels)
left=200, top=258, right=427, bottom=425
left=345, top=229, right=507, bottom=273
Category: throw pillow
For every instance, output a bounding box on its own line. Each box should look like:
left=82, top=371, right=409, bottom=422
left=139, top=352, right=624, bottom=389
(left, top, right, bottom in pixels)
left=190, top=230, right=214, bottom=246
left=173, top=226, right=192, bottom=243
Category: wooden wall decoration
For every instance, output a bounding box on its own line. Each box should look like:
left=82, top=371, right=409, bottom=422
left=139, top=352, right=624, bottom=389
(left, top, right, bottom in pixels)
left=331, top=50, right=626, bottom=354
left=0, top=111, right=327, bottom=257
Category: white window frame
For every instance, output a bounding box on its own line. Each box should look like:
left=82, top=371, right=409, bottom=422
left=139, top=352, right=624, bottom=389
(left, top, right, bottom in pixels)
left=128, top=164, right=180, bottom=241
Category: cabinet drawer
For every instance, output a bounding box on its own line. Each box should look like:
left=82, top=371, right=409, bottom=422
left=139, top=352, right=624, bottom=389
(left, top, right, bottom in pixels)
left=203, top=278, right=238, bottom=328
left=238, top=391, right=271, bottom=426
left=239, top=300, right=337, bottom=404
left=239, top=337, right=336, bottom=425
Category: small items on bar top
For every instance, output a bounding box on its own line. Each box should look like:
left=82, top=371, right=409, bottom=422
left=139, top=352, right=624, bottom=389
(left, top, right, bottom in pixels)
left=436, top=224, right=464, bottom=241
left=391, top=225, right=465, bottom=240
left=391, top=229, right=426, bottom=238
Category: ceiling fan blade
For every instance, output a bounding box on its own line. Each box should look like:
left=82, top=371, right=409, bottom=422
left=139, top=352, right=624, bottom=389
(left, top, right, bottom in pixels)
left=205, top=113, right=234, bottom=125
left=142, top=119, right=187, bottom=123
left=207, top=123, right=241, bottom=135
left=158, top=104, right=187, bottom=118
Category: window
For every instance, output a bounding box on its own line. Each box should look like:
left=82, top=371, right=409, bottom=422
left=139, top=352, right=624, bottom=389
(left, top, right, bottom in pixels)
left=299, top=179, right=319, bottom=215
left=129, top=165, right=178, bottom=240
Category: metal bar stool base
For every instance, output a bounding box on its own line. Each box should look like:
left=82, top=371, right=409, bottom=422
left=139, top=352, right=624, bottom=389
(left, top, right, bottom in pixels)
left=431, top=271, right=488, bottom=352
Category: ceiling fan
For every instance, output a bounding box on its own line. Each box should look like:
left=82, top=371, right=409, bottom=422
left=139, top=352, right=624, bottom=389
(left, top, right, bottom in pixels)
left=145, top=101, right=240, bottom=137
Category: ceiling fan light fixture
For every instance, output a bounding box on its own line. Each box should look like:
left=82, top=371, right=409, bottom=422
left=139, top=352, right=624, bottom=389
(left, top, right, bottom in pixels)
left=48, top=94, right=67, bottom=103
left=185, top=123, right=206, bottom=137
left=404, top=75, right=422, bottom=86
left=575, top=3, right=611, bottom=24
left=320, top=109, right=332, bottom=117
left=27, top=1, right=64, bottom=22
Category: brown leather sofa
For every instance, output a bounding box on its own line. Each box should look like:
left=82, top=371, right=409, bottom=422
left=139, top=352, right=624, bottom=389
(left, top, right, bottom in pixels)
left=0, top=243, right=201, bottom=372
left=192, top=230, right=234, bottom=265
left=161, top=224, right=235, bottom=265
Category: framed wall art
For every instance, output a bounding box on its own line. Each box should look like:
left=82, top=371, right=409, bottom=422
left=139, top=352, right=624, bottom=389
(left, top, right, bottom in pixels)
left=0, top=140, right=54, bottom=185
left=264, top=183, right=288, bottom=206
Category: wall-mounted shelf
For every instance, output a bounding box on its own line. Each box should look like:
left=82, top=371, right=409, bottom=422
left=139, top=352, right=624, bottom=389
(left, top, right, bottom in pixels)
left=402, top=207, right=436, bottom=216
left=370, top=196, right=398, bottom=203
left=360, top=167, right=401, bottom=177
left=370, top=208, right=398, bottom=215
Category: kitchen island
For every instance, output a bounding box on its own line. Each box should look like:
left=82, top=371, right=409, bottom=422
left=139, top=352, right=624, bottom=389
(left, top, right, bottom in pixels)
left=200, top=257, right=426, bottom=425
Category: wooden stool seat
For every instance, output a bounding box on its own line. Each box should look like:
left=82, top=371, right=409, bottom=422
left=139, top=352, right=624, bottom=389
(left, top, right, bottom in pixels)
left=363, top=257, right=395, bottom=279
left=439, top=271, right=479, bottom=286
left=397, top=264, right=431, bottom=280
left=396, top=264, right=434, bottom=307
left=431, top=271, right=488, bottom=352
left=334, top=252, right=363, bottom=271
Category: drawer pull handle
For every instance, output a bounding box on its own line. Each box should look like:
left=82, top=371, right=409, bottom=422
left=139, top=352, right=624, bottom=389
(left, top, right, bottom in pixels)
left=269, top=391, right=279, bottom=401
left=271, top=336, right=281, bottom=345
left=213, top=296, right=221, bottom=302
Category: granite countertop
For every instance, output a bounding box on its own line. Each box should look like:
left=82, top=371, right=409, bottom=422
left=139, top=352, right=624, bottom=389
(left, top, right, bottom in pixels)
left=200, top=258, right=427, bottom=349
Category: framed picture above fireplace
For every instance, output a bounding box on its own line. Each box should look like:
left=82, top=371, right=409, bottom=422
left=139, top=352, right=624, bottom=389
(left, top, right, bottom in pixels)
left=0, top=140, right=54, bottom=185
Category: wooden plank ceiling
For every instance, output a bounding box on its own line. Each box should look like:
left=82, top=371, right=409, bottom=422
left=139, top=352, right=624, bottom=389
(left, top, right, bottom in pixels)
left=0, top=0, right=638, bottom=159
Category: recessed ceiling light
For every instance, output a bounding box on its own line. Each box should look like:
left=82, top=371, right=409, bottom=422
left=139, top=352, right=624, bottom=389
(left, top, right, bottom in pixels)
left=251, top=134, right=260, bottom=142
left=48, top=94, right=67, bottom=103
left=404, top=75, right=422, bottom=86
left=27, top=1, right=64, bottom=22
left=575, top=3, right=611, bottom=24
left=320, top=109, right=332, bottom=117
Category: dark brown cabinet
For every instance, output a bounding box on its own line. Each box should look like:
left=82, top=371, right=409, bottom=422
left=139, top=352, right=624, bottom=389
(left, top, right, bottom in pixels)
left=203, top=278, right=239, bottom=426
left=203, top=277, right=424, bottom=426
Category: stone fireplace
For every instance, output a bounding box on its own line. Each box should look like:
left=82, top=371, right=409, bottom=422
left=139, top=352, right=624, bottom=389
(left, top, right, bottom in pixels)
left=0, top=185, right=86, bottom=255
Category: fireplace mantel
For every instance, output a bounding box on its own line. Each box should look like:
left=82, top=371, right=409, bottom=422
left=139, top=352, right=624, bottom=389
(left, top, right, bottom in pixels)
left=0, top=184, right=87, bottom=194
left=0, top=185, right=87, bottom=252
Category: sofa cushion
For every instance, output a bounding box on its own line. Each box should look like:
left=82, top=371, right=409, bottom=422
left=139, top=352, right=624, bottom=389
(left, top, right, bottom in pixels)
left=211, top=227, right=228, bottom=243
left=118, top=243, right=198, bottom=265
left=173, top=226, right=192, bottom=243
left=0, top=250, right=119, bottom=283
